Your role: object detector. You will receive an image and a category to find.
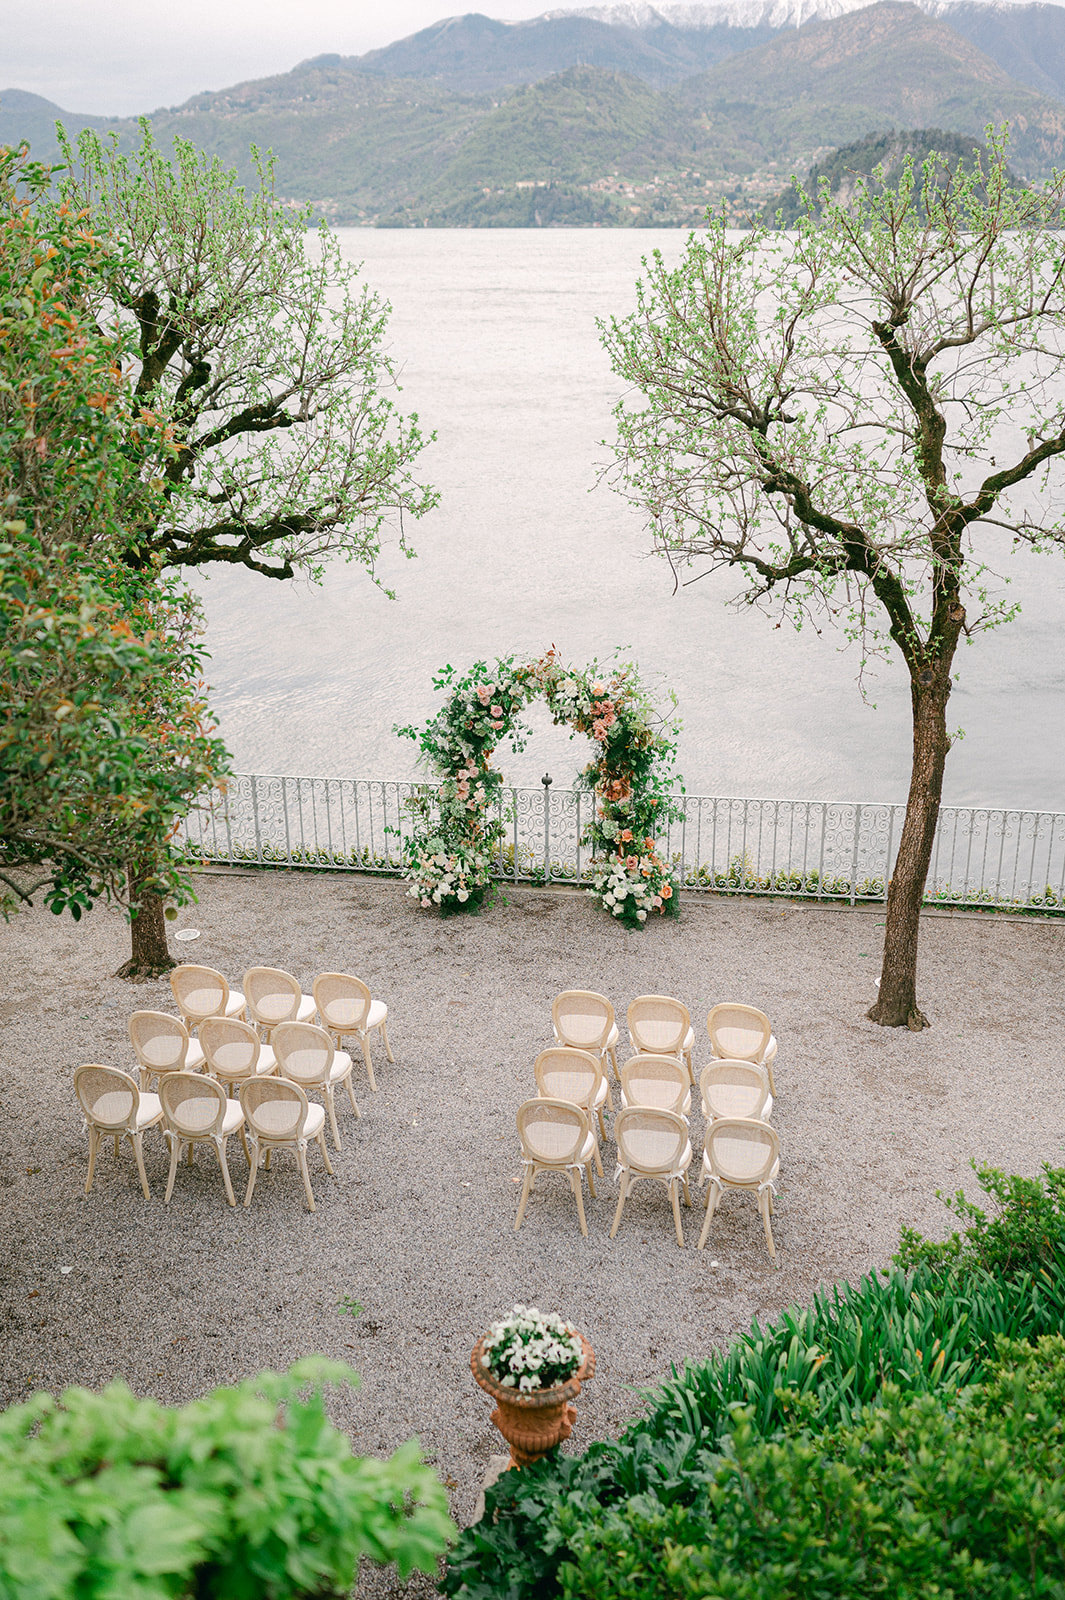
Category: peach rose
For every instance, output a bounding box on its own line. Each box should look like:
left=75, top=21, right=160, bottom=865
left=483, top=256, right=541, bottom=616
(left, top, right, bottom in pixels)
left=660, top=883, right=673, bottom=900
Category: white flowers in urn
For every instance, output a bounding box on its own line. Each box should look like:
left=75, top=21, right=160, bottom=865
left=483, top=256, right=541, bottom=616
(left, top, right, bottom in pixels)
left=481, top=1305, right=583, bottom=1392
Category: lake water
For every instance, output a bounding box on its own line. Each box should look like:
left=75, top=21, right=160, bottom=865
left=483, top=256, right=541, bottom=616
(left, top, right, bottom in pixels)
left=191, top=229, right=1065, bottom=809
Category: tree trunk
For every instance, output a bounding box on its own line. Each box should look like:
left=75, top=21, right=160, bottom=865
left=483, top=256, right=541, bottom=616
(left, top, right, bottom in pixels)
left=114, top=861, right=175, bottom=981
left=867, top=673, right=953, bottom=1029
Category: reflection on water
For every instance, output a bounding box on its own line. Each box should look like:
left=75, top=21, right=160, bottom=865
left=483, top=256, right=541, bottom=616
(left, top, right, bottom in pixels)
left=191, top=230, right=1065, bottom=809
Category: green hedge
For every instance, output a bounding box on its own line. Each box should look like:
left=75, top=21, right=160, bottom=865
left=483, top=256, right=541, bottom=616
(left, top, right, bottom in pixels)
left=0, top=1359, right=454, bottom=1599
left=444, top=1163, right=1065, bottom=1600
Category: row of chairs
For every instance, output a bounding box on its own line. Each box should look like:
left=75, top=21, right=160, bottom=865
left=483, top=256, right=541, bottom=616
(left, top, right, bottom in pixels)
left=73, top=1066, right=335, bottom=1211
left=514, top=1095, right=780, bottom=1256
left=167, top=965, right=394, bottom=1090
left=552, top=990, right=778, bottom=1096
left=129, top=1014, right=361, bottom=1150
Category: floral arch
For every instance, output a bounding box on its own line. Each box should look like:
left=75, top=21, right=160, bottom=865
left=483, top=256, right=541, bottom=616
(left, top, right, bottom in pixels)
left=395, top=650, right=683, bottom=929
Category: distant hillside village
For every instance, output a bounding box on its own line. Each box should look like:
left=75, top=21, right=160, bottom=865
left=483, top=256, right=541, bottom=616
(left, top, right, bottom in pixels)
left=4, top=0, right=1065, bottom=224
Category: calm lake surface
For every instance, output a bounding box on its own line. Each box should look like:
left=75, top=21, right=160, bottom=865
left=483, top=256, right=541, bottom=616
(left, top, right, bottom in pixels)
left=191, top=230, right=1065, bottom=809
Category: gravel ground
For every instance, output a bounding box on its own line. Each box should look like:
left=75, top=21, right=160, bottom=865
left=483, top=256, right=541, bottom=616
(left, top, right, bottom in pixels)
left=1, top=870, right=1063, bottom=1594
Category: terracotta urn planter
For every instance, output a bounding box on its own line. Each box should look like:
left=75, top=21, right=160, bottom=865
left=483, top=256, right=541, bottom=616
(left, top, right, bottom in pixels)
left=471, top=1331, right=595, bottom=1469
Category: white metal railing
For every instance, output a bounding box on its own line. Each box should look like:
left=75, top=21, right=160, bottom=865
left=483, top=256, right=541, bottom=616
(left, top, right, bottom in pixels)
left=175, top=773, right=1065, bottom=911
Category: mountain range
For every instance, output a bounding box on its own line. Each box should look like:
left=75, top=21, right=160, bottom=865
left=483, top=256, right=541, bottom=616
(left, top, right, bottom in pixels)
left=3, top=0, right=1065, bottom=226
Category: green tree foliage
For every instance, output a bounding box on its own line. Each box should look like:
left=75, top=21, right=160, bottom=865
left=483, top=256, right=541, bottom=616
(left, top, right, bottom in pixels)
left=444, top=1162, right=1065, bottom=1600
left=0, top=1359, right=454, bottom=1598
left=54, top=122, right=438, bottom=584
left=0, top=145, right=229, bottom=921
left=599, top=129, right=1065, bottom=1028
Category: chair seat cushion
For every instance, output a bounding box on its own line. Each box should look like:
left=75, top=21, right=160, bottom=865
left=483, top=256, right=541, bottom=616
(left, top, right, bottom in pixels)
left=705, top=1089, right=773, bottom=1121
left=365, top=999, right=387, bottom=1030
left=702, top=1150, right=780, bottom=1187
left=255, top=1043, right=278, bottom=1075
left=765, top=1035, right=777, bottom=1063
left=136, top=1093, right=163, bottom=1128
left=295, top=994, right=317, bottom=1024
left=606, top=1022, right=619, bottom=1049
left=221, top=1101, right=245, bottom=1136
left=683, top=1026, right=695, bottom=1053
left=225, top=991, right=246, bottom=1018
left=302, top=1102, right=327, bottom=1138
left=328, top=1051, right=353, bottom=1084
left=621, top=1088, right=692, bottom=1118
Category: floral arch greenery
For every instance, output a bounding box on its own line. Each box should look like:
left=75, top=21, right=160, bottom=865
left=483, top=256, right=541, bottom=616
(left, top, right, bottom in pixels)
left=395, top=650, right=683, bottom=929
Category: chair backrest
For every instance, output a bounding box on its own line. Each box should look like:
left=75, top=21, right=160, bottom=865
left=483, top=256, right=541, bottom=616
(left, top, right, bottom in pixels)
left=160, top=1072, right=228, bottom=1139
left=613, top=1106, right=689, bottom=1174
left=128, top=1011, right=195, bottom=1075
left=620, top=1055, right=690, bottom=1115
left=170, top=964, right=232, bottom=1025
left=516, top=1098, right=589, bottom=1167
left=199, top=1016, right=264, bottom=1083
left=700, top=1060, right=771, bottom=1122
left=552, top=990, right=613, bottom=1052
left=271, top=1021, right=334, bottom=1087
left=533, top=1048, right=603, bottom=1111
left=628, top=995, right=691, bottom=1056
left=243, top=967, right=305, bottom=1029
left=239, top=1077, right=311, bottom=1142
left=707, top=1003, right=772, bottom=1063
left=704, top=1118, right=779, bottom=1187
left=74, top=1064, right=140, bottom=1131
left=313, top=972, right=371, bottom=1032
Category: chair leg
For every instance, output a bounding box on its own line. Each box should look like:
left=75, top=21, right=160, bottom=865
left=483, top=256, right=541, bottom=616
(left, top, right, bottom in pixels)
left=682, top=1174, right=692, bottom=1206
left=570, top=1167, right=588, bottom=1238
left=132, top=1133, right=151, bottom=1200
left=684, top=1049, right=695, bottom=1086
left=215, top=1137, right=237, bottom=1207
left=670, top=1179, right=685, bottom=1248
left=345, top=1074, right=361, bottom=1118
left=760, top=1191, right=777, bottom=1262
left=514, top=1167, right=533, bottom=1231
left=596, top=1104, right=607, bottom=1142
left=610, top=1172, right=629, bottom=1239
left=592, top=1133, right=604, bottom=1179
left=324, top=1087, right=342, bottom=1151
left=85, top=1125, right=100, bottom=1195
left=317, top=1129, right=335, bottom=1176
left=602, top=1070, right=614, bottom=1113
left=164, top=1135, right=182, bottom=1205
left=608, top=1045, right=619, bottom=1082
left=244, top=1141, right=260, bottom=1207
left=113, top=1135, right=121, bottom=1162
left=379, top=1020, right=395, bottom=1063
left=297, top=1144, right=316, bottom=1212
left=697, top=1183, right=721, bottom=1251
left=358, top=1036, right=378, bottom=1092
left=239, top=1124, right=251, bottom=1166
left=586, top=1157, right=597, bottom=1199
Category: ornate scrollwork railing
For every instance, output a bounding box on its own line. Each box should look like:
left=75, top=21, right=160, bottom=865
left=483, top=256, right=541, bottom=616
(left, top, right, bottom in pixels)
left=175, top=776, right=1065, bottom=911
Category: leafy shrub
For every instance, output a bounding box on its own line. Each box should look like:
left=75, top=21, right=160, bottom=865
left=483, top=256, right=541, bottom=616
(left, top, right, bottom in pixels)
left=0, top=1359, right=454, bottom=1599
left=895, top=1159, right=1065, bottom=1276
left=559, top=1335, right=1065, bottom=1600
left=444, top=1165, right=1065, bottom=1600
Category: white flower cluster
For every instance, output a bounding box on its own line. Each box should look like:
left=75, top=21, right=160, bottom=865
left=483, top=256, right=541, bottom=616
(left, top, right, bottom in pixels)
left=591, top=860, right=663, bottom=921
left=481, top=1304, right=583, bottom=1392
left=405, top=845, right=493, bottom=906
